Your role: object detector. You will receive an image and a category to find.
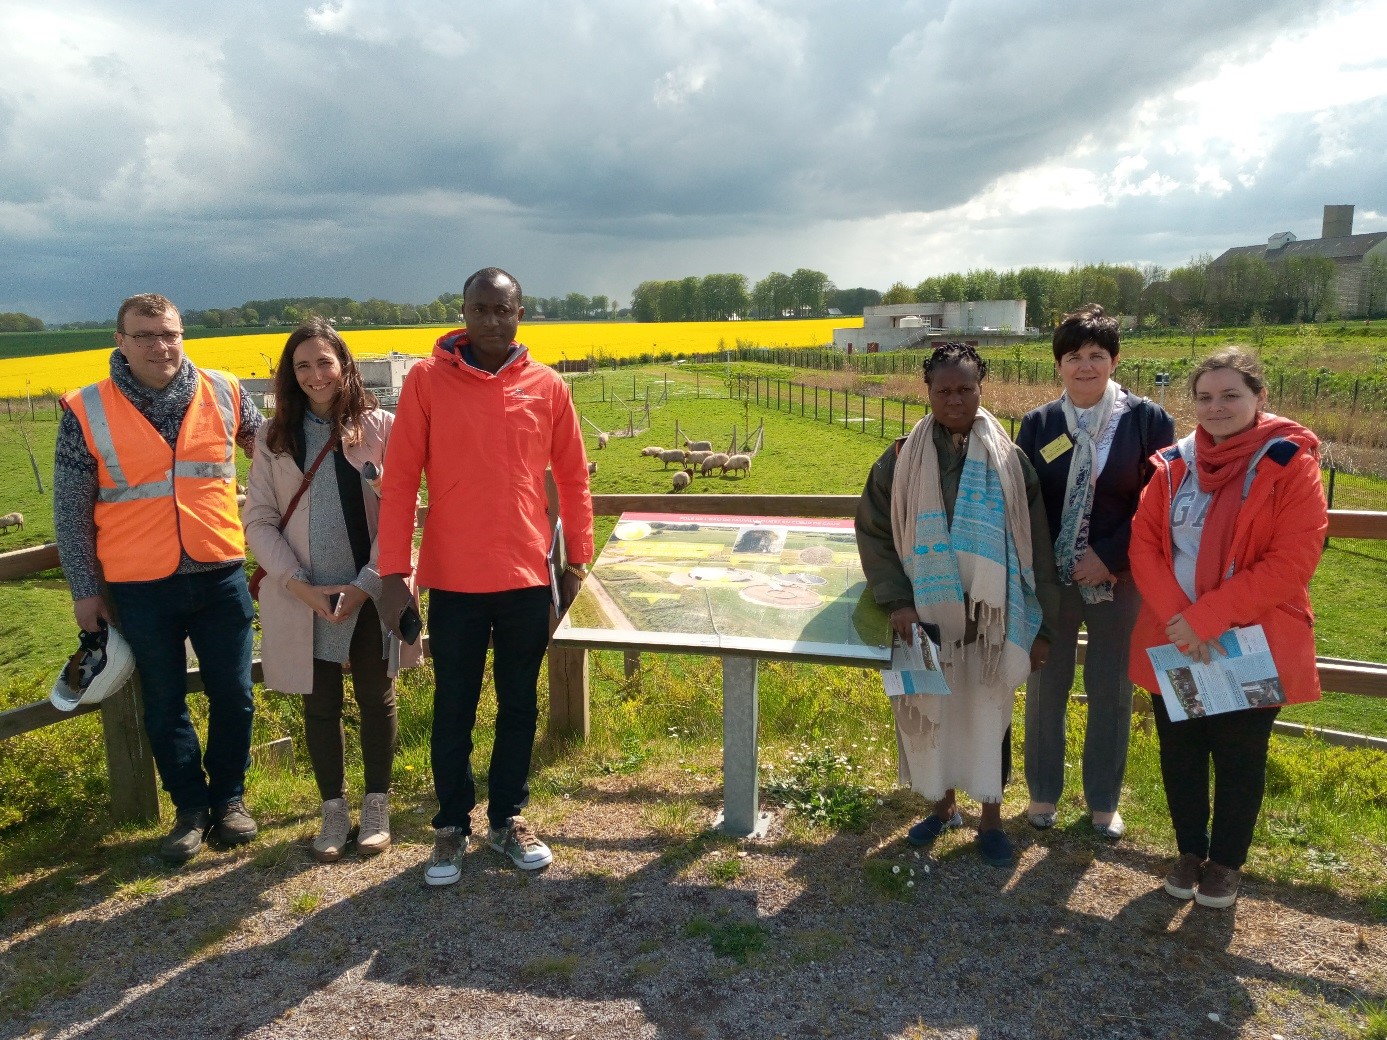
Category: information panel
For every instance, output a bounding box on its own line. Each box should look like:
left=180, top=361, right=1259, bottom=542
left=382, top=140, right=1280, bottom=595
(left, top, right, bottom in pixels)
left=552, top=512, right=892, bottom=667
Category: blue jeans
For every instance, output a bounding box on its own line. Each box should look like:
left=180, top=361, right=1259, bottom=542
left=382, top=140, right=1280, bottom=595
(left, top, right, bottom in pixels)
left=109, top=564, right=255, bottom=814
left=428, top=586, right=552, bottom=834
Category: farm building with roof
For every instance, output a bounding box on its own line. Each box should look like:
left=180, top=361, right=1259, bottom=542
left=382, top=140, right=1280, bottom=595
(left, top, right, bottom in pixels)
left=1211, top=204, right=1387, bottom=318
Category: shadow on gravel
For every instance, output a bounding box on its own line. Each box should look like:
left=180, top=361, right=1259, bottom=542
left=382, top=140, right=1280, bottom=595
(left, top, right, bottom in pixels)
left=2, top=806, right=1382, bottom=1040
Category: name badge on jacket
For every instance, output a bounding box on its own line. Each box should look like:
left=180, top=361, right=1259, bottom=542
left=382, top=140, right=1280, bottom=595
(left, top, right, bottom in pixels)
left=1039, top=433, right=1073, bottom=464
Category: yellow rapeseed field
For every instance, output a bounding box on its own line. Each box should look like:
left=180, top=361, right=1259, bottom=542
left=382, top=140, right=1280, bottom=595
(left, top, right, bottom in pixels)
left=0, top=318, right=858, bottom=396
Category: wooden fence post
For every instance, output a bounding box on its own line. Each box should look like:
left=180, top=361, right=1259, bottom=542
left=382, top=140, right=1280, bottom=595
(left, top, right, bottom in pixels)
left=100, top=674, right=160, bottom=823
left=547, top=645, right=590, bottom=739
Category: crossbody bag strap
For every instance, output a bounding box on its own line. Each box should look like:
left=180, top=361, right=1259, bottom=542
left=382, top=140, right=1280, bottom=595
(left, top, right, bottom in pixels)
left=278, top=433, right=339, bottom=532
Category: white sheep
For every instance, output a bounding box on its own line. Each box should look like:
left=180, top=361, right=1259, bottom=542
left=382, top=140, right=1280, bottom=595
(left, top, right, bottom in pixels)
left=700, top=453, right=729, bottom=476
left=597, top=432, right=609, bottom=449
left=721, top=454, right=752, bottom=478
left=657, top=448, right=688, bottom=469
left=671, top=468, right=693, bottom=492
left=685, top=450, right=714, bottom=468
left=0, top=511, right=23, bottom=533
left=683, top=438, right=713, bottom=452
left=640, top=446, right=665, bottom=457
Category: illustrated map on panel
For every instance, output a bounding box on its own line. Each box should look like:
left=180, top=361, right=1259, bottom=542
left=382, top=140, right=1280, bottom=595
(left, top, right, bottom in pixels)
left=552, top=512, right=893, bottom=667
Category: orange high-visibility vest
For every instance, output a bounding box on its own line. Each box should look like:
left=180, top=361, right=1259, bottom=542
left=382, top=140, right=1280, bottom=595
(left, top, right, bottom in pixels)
left=62, top=370, right=245, bottom=582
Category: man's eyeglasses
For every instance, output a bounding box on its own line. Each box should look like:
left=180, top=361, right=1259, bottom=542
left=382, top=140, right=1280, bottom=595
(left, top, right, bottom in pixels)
left=123, top=331, right=184, bottom=346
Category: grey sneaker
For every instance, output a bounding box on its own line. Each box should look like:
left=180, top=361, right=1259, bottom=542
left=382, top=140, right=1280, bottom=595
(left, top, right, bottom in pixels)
left=1195, top=861, right=1241, bottom=909
left=488, top=815, right=553, bottom=871
left=425, top=827, right=466, bottom=886
left=312, top=798, right=352, bottom=863
left=1163, top=853, right=1204, bottom=901
left=160, top=809, right=211, bottom=864
left=211, top=798, right=258, bottom=847
left=358, top=793, right=391, bottom=856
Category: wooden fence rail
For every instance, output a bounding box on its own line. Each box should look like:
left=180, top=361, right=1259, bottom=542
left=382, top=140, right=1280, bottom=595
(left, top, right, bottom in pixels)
left=4, top=497, right=1386, bottom=823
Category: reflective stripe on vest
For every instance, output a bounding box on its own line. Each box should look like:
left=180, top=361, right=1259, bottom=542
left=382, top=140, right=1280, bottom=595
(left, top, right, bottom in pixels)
left=84, top=373, right=238, bottom=502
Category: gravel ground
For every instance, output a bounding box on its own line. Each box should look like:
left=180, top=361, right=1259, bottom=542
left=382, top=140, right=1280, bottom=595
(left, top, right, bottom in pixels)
left=2, top=768, right=1383, bottom=1040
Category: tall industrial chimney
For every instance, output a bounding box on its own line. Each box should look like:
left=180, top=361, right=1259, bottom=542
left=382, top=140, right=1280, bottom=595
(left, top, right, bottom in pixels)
left=1323, top=204, right=1354, bottom=239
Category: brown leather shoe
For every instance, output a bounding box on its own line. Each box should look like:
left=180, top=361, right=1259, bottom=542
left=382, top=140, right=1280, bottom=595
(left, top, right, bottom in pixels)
left=160, top=809, right=211, bottom=864
left=1195, top=861, right=1241, bottom=909
left=1163, top=853, right=1204, bottom=900
left=211, top=798, right=258, bottom=847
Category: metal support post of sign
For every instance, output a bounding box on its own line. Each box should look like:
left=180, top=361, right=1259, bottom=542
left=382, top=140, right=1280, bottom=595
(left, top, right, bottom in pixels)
left=714, top=654, right=769, bottom=838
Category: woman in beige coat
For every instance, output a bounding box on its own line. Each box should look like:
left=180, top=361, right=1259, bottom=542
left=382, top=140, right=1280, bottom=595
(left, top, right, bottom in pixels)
left=244, top=318, right=422, bottom=862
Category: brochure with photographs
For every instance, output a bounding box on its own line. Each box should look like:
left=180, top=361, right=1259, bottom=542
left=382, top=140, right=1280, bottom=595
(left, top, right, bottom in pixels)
left=548, top=518, right=566, bottom=615
left=883, top=623, right=952, bottom=697
left=1146, top=625, right=1286, bottom=721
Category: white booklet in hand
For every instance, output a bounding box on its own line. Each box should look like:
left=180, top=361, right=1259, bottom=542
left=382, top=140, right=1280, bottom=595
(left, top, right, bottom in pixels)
left=883, top=623, right=951, bottom=697
left=1146, top=624, right=1285, bottom=721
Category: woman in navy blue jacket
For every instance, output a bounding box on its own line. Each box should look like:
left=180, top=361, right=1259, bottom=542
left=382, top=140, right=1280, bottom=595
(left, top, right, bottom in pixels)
left=1017, top=305, right=1174, bottom=839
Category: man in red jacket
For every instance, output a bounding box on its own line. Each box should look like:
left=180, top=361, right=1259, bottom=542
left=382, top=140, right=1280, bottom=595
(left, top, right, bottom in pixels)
left=377, top=268, right=594, bottom=886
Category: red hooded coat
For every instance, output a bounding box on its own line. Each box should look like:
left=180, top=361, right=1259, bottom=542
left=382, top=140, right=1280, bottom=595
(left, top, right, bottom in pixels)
left=376, top=331, right=593, bottom=592
left=1128, top=426, right=1326, bottom=704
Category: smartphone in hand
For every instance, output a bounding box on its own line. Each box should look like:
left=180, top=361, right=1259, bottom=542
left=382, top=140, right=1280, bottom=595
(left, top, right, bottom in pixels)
left=399, top=603, right=423, bottom=645
left=328, top=592, right=344, bottom=616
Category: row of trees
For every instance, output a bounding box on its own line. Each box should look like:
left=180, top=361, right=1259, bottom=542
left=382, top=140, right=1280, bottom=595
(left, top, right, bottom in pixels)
left=0, top=312, right=44, bottom=332
left=884, top=254, right=1387, bottom=329
left=629, top=269, right=880, bottom=322
left=188, top=293, right=623, bottom=328
left=1175, top=253, right=1385, bottom=324
left=187, top=296, right=461, bottom=329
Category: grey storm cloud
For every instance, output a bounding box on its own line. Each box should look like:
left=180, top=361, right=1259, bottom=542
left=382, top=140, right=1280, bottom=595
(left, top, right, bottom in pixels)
left=0, top=0, right=1381, bottom=320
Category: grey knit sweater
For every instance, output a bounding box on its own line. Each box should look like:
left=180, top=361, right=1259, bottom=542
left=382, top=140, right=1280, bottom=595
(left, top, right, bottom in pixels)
left=53, top=350, right=263, bottom=599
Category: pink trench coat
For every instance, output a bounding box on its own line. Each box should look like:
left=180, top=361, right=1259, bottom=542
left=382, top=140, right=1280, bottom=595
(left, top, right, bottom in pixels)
left=243, top=410, right=423, bottom=695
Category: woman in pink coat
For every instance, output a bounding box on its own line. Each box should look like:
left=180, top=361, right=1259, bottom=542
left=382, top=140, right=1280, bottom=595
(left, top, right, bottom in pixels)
left=244, top=318, right=422, bottom=862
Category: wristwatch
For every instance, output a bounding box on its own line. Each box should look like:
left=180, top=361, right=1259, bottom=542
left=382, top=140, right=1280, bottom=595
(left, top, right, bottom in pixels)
left=565, top=563, right=590, bottom=580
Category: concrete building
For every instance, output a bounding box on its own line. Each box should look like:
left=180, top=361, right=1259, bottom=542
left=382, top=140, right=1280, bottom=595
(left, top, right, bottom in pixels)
left=832, top=300, right=1034, bottom=353
left=1211, top=204, right=1387, bottom=317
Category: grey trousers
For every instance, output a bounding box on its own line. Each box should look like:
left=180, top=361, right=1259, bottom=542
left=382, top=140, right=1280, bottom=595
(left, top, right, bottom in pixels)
left=1024, top=576, right=1141, bottom=813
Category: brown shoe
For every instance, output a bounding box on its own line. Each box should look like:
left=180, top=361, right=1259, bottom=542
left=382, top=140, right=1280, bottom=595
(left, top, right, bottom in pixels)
left=1195, top=861, right=1241, bottom=909
left=1163, top=853, right=1204, bottom=900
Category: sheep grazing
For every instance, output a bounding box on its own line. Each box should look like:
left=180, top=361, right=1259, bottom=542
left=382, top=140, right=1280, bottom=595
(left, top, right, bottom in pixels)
left=0, top=511, right=23, bottom=533
left=597, top=432, right=609, bottom=449
left=671, top=468, right=693, bottom=492
left=587, top=461, right=598, bottom=476
left=683, top=438, right=713, bottom=452
left=721, top=454, right=752, bottom=478
left=685, top=450, right=714, bottom=468
left=700, top=453, right=729, bottom=476
left=640, top=446, right=665, bottom=457
left=657, top=448, right=688, bottom=469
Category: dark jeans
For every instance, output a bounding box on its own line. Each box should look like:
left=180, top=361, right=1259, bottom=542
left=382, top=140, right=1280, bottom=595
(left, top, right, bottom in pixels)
left=109, top=564, right=255, bottom=814
left=428, top=586, right=552, bottom=834
left=304, top=601, right=397, bottom=801
left=1151, top=695, right=1280, bottom=870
